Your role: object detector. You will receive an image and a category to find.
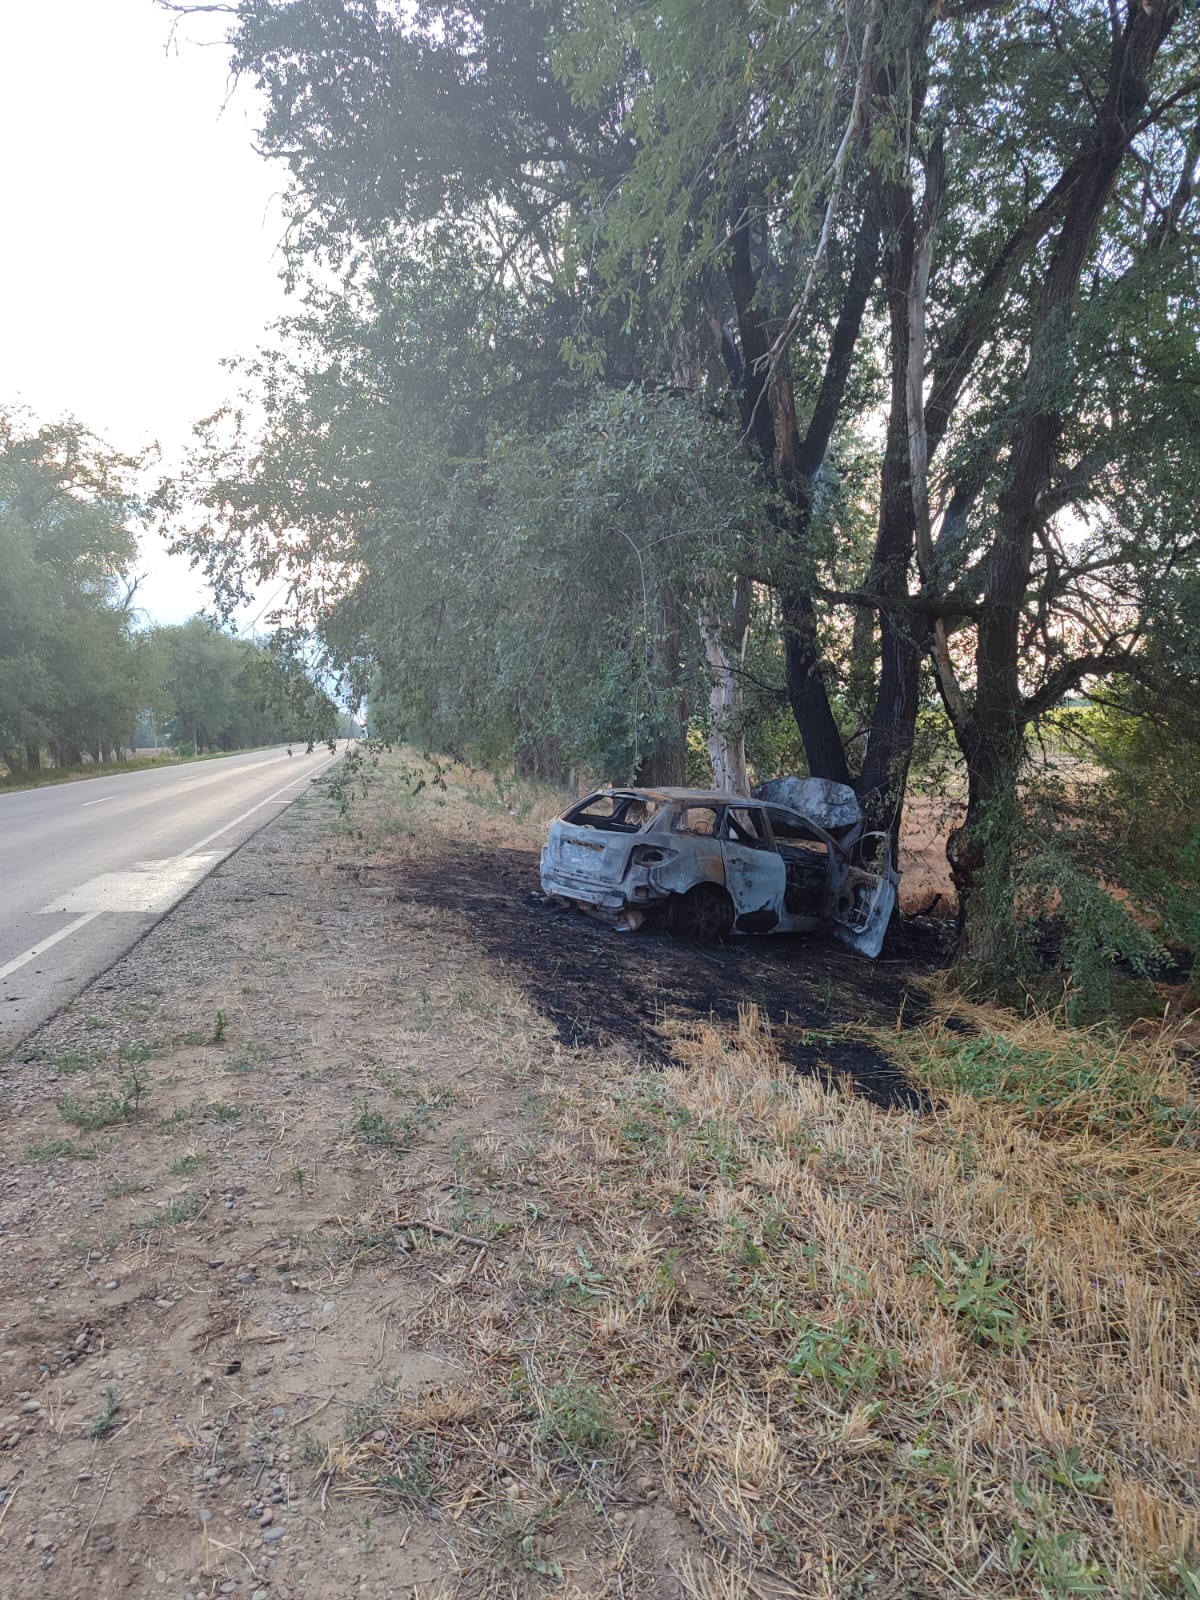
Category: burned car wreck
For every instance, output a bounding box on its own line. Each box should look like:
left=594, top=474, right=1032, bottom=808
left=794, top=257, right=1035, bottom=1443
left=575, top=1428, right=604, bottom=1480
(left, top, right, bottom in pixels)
left=539, top=778, right=899, bottom=959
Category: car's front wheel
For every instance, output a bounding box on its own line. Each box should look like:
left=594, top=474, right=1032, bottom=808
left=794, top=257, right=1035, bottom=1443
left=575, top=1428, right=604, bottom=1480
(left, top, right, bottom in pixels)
left=668, top=883, right=734, bottom=942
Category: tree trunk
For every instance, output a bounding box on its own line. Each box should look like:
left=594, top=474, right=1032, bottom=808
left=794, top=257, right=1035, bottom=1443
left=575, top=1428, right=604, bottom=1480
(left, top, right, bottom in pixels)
left=948, top=730, right=1025, bottom=990
left=24, top=740, right=40, bottom=773
left=780, top=588, right=851, bottom=783
left=515, top=736, right=571, bottom=788
left=635, top=733, right=687, bottom=788
left=698, top=576, right=750, bottom=794
left=856, top=22, right=938, bottom=843
left=857, top=171, right=922, bottom=837
left=635, top=606, right=689, bottom=788
left=723, top=180, right=880, bottom=786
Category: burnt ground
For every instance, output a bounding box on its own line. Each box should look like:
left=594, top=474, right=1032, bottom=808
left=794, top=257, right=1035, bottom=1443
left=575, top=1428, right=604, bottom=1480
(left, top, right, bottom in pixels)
left=375, top=839, right=952, bottom=1108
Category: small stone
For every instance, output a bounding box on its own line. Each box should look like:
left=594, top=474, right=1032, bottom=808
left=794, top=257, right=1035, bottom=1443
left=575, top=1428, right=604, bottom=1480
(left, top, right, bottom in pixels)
left=252, top=1590, right=270, bottom=1600
left=322, top=1300, right=335, bottom=1315
left=220, top=1585, right=236, bottom=1595
left=259, top=1508, right=274, bottom=1526
left=262, top=1527, right=285, bottom=1544
left=19, top=1400, right=41, bottom=1414
left=104, top=1280, right=119, bottom=1290
left=155, top=1571, right=167, bottom=1583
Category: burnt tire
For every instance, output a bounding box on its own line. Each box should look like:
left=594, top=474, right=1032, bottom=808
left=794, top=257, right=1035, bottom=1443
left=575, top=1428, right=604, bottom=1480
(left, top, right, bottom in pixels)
left=669, top=883, right=734, bottom=943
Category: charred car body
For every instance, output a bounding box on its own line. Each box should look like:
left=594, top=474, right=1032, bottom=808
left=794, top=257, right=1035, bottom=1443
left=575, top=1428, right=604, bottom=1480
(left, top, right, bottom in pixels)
left=540, top=779, right=899, bottom=959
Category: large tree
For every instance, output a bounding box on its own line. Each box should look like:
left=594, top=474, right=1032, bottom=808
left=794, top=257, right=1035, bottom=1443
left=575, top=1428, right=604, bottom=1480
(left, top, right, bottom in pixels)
left=0, top=412, right=147, bottom=770
left=162, top=0, right=1200, bottom=984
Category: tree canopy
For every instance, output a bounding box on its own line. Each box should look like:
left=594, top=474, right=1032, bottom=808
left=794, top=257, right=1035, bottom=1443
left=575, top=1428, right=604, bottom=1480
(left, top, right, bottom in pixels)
left=157, top=0, right=1200, bottom=992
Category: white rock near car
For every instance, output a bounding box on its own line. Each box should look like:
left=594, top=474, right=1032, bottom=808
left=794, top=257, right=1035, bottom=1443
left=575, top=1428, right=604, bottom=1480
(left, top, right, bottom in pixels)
left=539, top=779, right=899, bottom=958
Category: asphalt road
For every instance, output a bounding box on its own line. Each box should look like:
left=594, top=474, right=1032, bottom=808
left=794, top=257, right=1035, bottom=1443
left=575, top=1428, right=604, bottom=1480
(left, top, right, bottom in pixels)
left=0, top=744, right=344, bottom=1050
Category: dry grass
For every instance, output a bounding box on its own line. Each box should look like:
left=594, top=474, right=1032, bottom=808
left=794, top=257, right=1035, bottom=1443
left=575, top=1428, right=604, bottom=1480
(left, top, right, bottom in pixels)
left=335, top=747, right=568, bottom=855
left=292, top=754, right=1200, bottom=1596
left=320, top=1001, right=1199, bottom=1593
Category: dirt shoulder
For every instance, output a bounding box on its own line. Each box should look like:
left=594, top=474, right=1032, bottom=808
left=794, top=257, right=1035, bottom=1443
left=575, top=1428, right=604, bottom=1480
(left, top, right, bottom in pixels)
left=1, top=757, right=1196, bottom=1600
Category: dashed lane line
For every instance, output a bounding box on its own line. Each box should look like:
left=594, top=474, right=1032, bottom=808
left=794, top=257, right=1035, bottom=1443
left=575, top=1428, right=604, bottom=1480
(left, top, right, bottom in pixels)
left=0, top=749, right=342, bottom=986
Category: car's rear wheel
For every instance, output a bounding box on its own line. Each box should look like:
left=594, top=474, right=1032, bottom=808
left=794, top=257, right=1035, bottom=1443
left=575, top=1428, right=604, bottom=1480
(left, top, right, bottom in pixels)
left=669, top=883, right=734, bottom=942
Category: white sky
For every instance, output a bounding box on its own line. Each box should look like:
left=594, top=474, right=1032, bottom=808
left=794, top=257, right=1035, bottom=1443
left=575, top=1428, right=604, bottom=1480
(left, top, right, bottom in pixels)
left=0, top=0, right=290, bottom=626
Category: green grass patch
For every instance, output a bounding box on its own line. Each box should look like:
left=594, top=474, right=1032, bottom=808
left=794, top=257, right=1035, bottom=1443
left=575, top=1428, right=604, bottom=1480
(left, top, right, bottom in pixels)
left=43, top=1049, right=106, bottom=1075
left=535, top=1383, right=616, bottom=1465
left=89, top=1388, right=121, bottom=1439
left=23, top=1137, right=98, bottom=1163
left=138, top=1193, right=203, bottom=1229
left=170, top=1152, right=208, bottom=1176
left=351, top=1100, right=423, bottom=1151
left=58, top=1062, right=150, bottom=1130
left=902, top=1017, right=1198, bottom=1143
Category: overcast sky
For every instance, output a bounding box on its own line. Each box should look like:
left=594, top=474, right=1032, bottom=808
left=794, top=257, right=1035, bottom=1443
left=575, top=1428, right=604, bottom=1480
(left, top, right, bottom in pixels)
left=0, top=0, right=290, bottom=625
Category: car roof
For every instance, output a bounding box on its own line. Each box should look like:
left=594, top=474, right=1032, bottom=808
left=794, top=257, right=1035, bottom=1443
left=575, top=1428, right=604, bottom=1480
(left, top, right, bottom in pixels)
left=594, top=787, right=764, bottom=805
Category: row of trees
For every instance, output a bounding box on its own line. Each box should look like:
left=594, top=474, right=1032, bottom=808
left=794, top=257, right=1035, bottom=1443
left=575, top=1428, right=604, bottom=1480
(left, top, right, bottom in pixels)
left=138, top=618, right=342, bottom=755
left=0, top=412, right=338, bottom=774
left=159, top=0, right=1200, bottom=991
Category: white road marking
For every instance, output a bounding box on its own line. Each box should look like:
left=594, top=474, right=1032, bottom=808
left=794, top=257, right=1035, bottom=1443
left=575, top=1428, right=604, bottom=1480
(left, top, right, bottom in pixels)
left=0, top=911, right=103, bottom=983
left=82, top=795, right=117, bottom=807
left=3, top=749, right=341, bottom=986
left=176, top=748, right=342, bottom=858
left=40, top=855, right=224, bottom=915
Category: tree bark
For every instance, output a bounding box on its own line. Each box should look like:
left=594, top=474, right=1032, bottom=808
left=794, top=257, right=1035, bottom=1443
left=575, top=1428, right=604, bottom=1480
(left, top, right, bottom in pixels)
left=698, top=576, right=751, bottom=794
left=723, top=180, right=880, bottom=785
left=857, top=169, right=922, bottom=837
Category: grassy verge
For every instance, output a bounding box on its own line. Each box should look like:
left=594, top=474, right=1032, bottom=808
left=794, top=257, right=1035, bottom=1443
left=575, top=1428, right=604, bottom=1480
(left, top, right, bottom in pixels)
left=308, top=757, right=1200, bottom=1597
left=8, top=747, right=1193, bottom=1596
left=0, top=744, right=287, bottom=793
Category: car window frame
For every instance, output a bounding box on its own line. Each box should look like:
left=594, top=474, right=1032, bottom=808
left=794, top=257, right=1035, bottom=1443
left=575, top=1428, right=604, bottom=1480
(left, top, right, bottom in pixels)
left=670, top=803, right=723, bottom=839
